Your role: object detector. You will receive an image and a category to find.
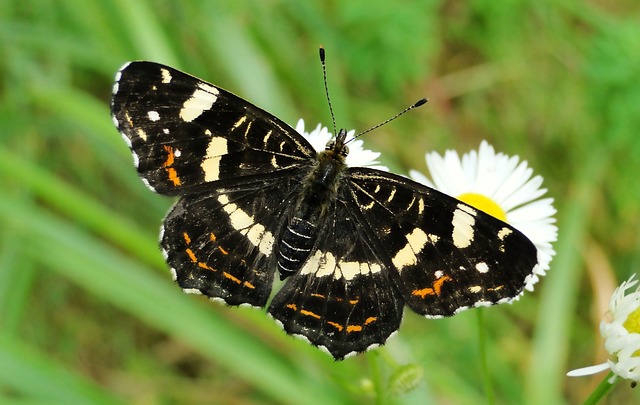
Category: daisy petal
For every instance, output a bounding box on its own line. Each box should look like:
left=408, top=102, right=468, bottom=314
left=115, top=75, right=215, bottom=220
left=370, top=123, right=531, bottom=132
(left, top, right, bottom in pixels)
left=566, top=362, right=611, bottom=377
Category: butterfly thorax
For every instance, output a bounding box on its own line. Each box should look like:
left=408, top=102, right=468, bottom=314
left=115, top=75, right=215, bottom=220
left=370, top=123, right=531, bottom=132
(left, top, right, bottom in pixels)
left=276, top=129, right=349, bottom=280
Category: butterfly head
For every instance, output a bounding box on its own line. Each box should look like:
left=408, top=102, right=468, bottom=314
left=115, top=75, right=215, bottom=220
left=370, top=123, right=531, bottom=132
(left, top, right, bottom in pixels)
left=325, top=128, right=349, bottom=158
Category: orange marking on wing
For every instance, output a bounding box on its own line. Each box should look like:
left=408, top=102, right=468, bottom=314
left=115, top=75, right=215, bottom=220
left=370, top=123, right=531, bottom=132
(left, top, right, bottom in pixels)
left=167, top=168, right=181, bottom=186
left=209, top=233, right=217, bottom=242
left=346, top=325, right=362, bottom=333
left=198, top=262, right=215, bottom=272
left=349, top=299, right=359, bottom=305
left=286, top=303, right=297, bottom=311
left=162, top=145, right=176, bottom=166
left=162, top=145, right=181, bottom=186
left=223, top=272, right=241, bottom=284
left=218, top=246, right=229, bottom=255
left=311, top=293, right=326, bottom=299
left=185, top=248, right=197, bottom=263
left=243, top=281, right=255, bottom=289
left=183, top=232, right=191, bottom=244
left=300, top=309, right=321, bottom=319
left=364, top=317, right=377, bottom=325
left=412, top=275, right=453, bottom=298
left=327, top=321, right=344, bottom=331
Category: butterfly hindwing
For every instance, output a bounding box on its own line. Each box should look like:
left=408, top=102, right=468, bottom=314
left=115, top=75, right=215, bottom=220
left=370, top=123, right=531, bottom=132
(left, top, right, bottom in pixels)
left=161, top=176, right=301, bottom=307
left=111, top=62, right=315, bottom=196
left=268, top=198, right=404, bottom=359
left=347, top=168, right=538, bottom=317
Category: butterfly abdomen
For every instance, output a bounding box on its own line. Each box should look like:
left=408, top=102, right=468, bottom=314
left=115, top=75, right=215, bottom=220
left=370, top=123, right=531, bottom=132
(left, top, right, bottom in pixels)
left=277, top=217, right=317, bottom=279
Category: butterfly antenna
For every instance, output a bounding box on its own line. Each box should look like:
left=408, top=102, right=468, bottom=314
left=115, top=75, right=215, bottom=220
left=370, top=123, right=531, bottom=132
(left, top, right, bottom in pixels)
left=347, top=98, right=428, bottom=144
left=319, top=46, right=338, bottom=137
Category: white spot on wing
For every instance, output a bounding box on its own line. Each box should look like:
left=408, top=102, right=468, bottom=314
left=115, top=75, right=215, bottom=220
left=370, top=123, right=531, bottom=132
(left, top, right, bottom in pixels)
left=112, top=115, right=121, bottom=130
left=263, top=130, right=272, bottom=144
left=136, top=128, right=148, bottom=141
left=475, top=262, right=489, bottom=273
left=392, top=228, right=429, bottom=270
left=161, top=68, right=172, bottom=83
left=217, top=195, right=274, bottom=255
left=233, top=115, right=247, bottom=129
left=242, top=224, right=274, bottom=255
left=201, top=137, right=228, bottom=181
left=362, top=199, right=375, bottom=210
left=452, top=204, right=476, bottom=248
left=180, top=83, right=220, bottom=122
left=317, top=251, right=337, bottom=278
left=386, top=187, right=396, bottom=203
left=141, top=178, right=155, bottom=192
left=148, top=110, right=160, bottom=121
left=497, top=227, right=513, bottom=252
left=498, top=227, right=513, bottom=240
left=300, top=251, right=381, bottom=280
left=339, top=261, right=361, bottom=280
left=113, top=67, right=124, bottom=90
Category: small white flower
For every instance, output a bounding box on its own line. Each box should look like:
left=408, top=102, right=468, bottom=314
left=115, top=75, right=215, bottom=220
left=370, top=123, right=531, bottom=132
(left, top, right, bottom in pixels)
left=568, top=274, right=640, bottom=383
left=294, top=119, right=388, bottom=171
left=409, top=140, right=557, bottom=291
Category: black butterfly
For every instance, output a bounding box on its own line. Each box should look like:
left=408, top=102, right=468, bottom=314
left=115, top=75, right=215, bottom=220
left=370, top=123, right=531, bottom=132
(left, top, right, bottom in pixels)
left=111, top=59, right=537, bottom=360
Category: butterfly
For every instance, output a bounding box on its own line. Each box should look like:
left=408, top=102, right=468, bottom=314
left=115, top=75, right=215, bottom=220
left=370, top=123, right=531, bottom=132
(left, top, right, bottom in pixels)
left=111, top=57, right=538, bottom=360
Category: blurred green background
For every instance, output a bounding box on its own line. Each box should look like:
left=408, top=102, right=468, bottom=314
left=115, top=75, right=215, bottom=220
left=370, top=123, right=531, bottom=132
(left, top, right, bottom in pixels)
left=2, top=1, right=639, bottom=404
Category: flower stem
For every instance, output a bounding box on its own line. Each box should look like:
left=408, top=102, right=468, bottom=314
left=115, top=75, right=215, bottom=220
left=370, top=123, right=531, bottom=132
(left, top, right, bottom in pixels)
left=583, top=372, right=618, bottom=405
left=477, top=309, right=495, bottom=405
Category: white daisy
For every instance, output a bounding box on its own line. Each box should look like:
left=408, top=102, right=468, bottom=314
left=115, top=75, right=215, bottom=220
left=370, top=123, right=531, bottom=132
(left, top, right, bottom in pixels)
left=567, top=273, right=640, bottom=383
left=409, top=140, right=557, bottom=291
left=294, top=119, right=388, bottom=171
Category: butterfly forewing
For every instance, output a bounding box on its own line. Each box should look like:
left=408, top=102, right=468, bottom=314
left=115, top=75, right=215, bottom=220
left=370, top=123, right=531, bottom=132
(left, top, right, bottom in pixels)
left=347, top=168, right=538, bottom=317
left=111, top=62, right=315, bottom=196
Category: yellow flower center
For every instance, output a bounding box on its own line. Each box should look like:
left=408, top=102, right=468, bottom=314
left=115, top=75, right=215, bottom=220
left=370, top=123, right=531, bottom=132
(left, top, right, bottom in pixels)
left=623, top=307, right=640, bottom=357
left=457, top=193, right=507, bottom=222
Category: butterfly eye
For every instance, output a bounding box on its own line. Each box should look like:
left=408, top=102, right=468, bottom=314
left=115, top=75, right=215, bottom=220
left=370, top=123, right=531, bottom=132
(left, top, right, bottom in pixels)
left=325, top=141, right=335, bottom=151
left=341, top=145, right=349, bottom=156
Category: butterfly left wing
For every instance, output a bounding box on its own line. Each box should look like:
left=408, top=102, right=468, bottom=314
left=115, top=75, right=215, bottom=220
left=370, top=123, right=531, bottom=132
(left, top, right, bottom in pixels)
left=346, top=168, right=538, bottom=318
left=161, top=173, right=304, bottom=307
left=111, top=61, right=319, bottom=307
